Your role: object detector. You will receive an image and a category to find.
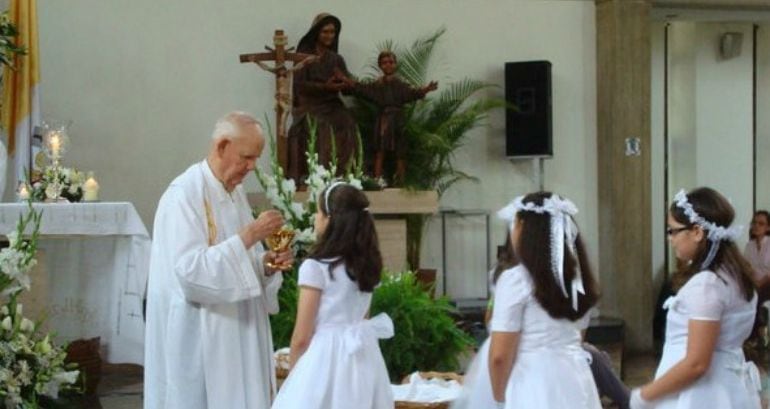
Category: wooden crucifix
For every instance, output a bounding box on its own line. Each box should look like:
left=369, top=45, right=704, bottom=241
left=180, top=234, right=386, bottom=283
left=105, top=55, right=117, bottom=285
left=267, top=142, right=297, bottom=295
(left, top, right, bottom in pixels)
left=240, top=30, right=316, bottom=170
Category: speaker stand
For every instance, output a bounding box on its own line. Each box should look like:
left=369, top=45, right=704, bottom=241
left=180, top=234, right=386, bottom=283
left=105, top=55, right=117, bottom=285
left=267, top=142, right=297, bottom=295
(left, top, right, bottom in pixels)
left=533, top=157, right=545, bottom=191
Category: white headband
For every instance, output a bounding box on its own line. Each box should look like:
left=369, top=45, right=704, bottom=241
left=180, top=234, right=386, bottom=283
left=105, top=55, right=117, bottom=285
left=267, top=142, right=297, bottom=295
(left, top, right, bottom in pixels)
left=323, top=180, right=368, bottom=215
left=673, top=189, right=743, bottom=270
left=497, top=194, right=585, bottom=311
left=324, top=181, right=348, bottom=214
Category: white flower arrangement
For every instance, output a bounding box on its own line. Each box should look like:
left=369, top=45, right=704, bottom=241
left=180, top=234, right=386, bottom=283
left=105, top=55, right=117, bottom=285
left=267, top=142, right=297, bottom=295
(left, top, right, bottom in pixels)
left=28, top=166, right=87, bottom=203
left=254, top=118, right=365, bottom=254
left=0, top=204, right=79, bottom=407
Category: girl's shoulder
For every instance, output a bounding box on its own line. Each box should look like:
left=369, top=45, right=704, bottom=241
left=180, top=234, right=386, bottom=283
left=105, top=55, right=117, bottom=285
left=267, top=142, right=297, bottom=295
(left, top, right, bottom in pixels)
left=301, top=257, right=339, bottom=267
left=496, top=264, right=533, bottom=293
left=300, top=258, right=326, bottom=269
left=687, top=269, right=728, bottom=286
left=298, top=258, right=332, bottom=290
left=678, top=269, right=734, bottom=300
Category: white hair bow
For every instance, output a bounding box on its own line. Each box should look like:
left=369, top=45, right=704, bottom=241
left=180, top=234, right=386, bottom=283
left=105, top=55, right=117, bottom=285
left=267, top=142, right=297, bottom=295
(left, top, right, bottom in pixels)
left=498, top=194, right=585, bottom=311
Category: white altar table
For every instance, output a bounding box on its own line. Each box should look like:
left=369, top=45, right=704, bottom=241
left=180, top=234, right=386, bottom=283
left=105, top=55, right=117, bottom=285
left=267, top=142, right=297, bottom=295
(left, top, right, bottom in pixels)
left=0, top=202, right=149, bottom=364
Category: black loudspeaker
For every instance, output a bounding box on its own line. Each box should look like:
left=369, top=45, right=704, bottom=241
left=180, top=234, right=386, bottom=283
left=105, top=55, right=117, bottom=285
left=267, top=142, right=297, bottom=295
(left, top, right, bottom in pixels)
left=505, top=61, right=552, bottom=158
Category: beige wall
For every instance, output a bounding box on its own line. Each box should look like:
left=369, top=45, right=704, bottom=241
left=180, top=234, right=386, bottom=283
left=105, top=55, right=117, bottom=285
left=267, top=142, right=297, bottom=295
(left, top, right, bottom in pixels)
left=758, top=26, right=770, bottom=213
left=31, top=0, right=598, bottom=296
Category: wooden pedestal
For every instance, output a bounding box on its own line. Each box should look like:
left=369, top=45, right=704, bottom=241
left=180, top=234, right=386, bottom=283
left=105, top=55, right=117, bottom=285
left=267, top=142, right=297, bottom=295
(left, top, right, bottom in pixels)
left=248, top=189, right=438, bottom=272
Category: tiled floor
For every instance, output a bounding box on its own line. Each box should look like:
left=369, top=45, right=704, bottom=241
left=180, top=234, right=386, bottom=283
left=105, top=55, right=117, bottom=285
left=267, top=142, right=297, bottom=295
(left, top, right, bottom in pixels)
left=82, top=353, right=658, bottom=409
left=97, top=364, right=144, bottom=409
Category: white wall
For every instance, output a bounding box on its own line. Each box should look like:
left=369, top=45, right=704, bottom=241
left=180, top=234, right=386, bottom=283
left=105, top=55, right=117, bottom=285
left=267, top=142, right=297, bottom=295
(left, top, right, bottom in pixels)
left=33, top=0, right=597, bottom=297
left=652, top=21, right=755, bottom=279
left=694, top=23, right=754, bottom=249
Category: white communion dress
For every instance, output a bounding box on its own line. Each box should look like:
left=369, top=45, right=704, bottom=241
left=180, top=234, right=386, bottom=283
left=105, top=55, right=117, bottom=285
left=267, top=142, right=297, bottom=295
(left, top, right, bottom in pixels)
left=271, top=258, right=394, bottom=409
left=452, top=265, right=601, bottom=409
left=652, top=269, right=761, bottom=409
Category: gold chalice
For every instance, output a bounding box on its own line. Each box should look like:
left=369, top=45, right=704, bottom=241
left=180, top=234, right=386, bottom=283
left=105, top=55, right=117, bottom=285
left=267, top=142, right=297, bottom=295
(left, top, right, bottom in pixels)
left=265, top=227, right=295, bottom=270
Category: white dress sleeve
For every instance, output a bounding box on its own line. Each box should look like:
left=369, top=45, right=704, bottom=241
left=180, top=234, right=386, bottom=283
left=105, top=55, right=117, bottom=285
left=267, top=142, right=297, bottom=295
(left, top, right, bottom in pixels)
left=489, top=267, right=532, bottom=333
left=298, top=259, right=327, bottom=290
left=679, top=271, right=729, bottom=321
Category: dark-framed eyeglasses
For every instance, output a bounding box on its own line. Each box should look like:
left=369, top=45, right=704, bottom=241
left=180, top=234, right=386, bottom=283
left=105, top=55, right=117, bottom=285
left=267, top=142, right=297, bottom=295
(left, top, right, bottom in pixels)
left=666, top=226, right=690, bottom=236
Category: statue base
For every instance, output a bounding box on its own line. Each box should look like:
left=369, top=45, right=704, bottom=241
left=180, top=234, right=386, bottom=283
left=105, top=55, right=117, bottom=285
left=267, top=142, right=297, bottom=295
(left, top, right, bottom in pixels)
left=248, top=188, right=438, bottom=272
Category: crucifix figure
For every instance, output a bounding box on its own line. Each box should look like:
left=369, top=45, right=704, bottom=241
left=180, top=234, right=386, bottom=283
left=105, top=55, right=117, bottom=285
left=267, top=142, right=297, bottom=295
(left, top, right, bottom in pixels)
left=240, top=30, right=316, bottom=170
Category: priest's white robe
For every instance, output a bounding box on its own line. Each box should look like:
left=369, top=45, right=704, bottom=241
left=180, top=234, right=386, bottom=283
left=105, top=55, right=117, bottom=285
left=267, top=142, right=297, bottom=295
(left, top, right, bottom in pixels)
left=144, top=160, right=282, bottom=409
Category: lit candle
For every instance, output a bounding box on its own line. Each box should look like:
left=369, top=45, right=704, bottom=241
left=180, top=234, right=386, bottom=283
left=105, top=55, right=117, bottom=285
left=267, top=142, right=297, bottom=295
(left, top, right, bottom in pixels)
left=49, top=132, right=61, bottom=156
left=83, top=175, right=99, bottom=202
left=18, top=185, right=30, bottom=201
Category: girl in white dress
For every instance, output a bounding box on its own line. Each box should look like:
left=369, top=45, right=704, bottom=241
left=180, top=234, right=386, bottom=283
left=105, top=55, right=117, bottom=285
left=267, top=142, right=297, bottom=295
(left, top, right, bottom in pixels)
left=630, top=187, right=761, bottom=409
left=454, top=191, right=602, bottom=409
left=271, top=182, right=394, bottom=409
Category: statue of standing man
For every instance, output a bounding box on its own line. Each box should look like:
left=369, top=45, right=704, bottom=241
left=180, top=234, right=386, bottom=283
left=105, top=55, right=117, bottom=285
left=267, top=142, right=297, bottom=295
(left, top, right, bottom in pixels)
left=288, top=13, right=357, bottom=182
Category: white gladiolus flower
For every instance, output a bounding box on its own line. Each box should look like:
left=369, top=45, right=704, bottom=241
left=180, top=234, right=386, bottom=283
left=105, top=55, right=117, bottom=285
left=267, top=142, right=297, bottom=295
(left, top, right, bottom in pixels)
left=265, top=187, right=283, bottom=209
left=0, top=247, right=25, bottom=277
left=347, top=177, right=363, bottom=191
left=1, top=316, right=11, bottom=331
left=0, top=305, right=8, bottom=316
left=290, top=202, right=304, bottom=218
left=13, top=273, right=31, bottom=291
left=19, top=318, right=34, bottom=332
left=17, top=361, right=31, bottom=385
left=41, top=370, right=80, bottom=399
left=296, top=228, right=316, bottom=244
left=306, top=174, right=324, bottom=191
left=281, top=179, right=296, bottom=195
left=1, top=284, right=23, bottom=298
left=6, top=231, right=19, bottom=247
left=45, top=184, right=59, bottom=200
left=15, top=304, right=21, bottom=316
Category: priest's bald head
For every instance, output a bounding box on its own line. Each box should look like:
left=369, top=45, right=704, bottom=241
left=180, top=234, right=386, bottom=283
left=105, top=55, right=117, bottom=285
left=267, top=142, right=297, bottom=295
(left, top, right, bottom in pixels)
left=207, top=111, right=265, bottom=192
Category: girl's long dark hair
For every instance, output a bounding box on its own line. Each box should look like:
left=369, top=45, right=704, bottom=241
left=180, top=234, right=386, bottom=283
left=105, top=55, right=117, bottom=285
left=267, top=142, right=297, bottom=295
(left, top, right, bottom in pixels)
left=513, top=192, right=600, bottom=321
left=309, top=184, right=382, bottom=292
left=670, top=187, right=755, bottom=301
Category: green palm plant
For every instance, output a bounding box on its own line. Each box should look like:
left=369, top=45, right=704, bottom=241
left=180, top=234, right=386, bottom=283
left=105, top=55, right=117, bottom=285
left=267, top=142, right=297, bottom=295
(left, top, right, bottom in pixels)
left=352, top=28, right=507, bottom=270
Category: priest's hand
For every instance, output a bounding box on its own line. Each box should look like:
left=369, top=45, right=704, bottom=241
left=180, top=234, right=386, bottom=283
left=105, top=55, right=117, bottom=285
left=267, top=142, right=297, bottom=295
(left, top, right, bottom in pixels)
left=240, top=210, right=283, bottom=249
left=264, top=249, right=294, bottom=275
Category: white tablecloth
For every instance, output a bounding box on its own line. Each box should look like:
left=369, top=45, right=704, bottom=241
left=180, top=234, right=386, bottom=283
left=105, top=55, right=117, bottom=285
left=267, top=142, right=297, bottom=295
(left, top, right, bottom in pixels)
left=0, top=202, right=149, bottom=364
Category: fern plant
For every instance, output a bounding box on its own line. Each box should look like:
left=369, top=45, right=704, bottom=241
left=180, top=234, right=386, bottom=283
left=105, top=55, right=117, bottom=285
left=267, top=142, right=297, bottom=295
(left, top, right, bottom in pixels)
left=270, top=269, right=474, bottom=380
left=351, top=28, right=506, bottom=269
left=370, top=271, right=474, bottom=380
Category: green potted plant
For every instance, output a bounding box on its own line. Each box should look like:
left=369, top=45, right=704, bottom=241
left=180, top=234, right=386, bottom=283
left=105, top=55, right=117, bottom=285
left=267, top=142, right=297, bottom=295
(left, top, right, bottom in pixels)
left=351, top=28, right=506, bottom=272
left=370, top=271, right=474, bottom=381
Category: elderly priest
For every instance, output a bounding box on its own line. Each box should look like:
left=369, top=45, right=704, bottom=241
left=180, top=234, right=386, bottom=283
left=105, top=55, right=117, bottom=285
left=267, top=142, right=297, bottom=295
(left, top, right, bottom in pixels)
left=144, top=111, right=293, bottom=409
